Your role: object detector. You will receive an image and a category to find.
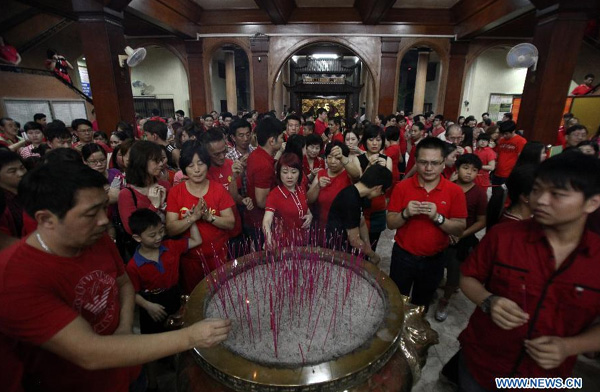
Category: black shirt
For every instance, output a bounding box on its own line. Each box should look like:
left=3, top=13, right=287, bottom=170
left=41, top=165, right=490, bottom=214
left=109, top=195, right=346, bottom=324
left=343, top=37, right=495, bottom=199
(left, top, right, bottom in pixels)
left=326, top=185, right=368, bottom=250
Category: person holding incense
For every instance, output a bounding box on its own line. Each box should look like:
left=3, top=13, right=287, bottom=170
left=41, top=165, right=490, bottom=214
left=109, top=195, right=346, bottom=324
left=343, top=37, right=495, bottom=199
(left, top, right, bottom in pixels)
left=262, top=152, right=312, bottom=247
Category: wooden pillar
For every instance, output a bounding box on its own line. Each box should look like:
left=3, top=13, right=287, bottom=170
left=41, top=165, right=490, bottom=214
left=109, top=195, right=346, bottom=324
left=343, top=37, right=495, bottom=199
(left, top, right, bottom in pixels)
left=185, top=40, right=207, bottom=119
left=224, top=51, right=237, bottom=113
left=443, top=41, right=469, bottom=121
left=412, top=51, right=430, bottom=115
left=76, top=6, right=135, bottom=131
left=517, top=7, right=588, bottom=144
left=378, top=38, right=400, bottom=115
left=250, top=35, right=269, bottom=112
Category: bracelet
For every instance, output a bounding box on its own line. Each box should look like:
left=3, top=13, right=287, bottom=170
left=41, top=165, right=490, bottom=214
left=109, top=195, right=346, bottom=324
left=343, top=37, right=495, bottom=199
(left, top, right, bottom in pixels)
left=210, top=215, right=216, bottom=223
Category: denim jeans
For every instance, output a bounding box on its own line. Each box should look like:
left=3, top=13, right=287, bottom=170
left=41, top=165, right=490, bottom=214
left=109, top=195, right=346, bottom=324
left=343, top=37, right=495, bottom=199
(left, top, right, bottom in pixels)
left=389, top=243, right=444, bottom=306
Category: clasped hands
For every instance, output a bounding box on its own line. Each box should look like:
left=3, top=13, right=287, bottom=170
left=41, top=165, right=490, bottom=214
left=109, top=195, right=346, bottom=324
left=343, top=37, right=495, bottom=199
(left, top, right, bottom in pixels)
left=405, top=200, right=438, bottom=220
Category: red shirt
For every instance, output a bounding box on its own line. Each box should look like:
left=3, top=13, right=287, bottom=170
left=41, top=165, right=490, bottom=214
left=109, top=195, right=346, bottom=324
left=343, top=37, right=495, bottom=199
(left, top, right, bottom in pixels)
left=495, top=134, right=527, bottom=178
left=265, top=185, right=309, bottom=232
left=570, top=84, right=592, bottom=96
left=474, top=146, right=496, bottom=188
left=556, top=126, right=567, bottom=148
left=302, top=156, right=325, bottom=177
left=388, top=175, right=467, bottom=256
left=432, top=126, right=446, bottom=138
left=126, top=239, right=188, bottom=292
left=460, top=220, right=600, bottom=390
left=384, top=144, right=401, bottom=183
left=117, top=180, right=171, bottom=234
left=0, top=235, right=140, bottom=392
left=245, top=147, right=276, bottom=227
left=314, top=119, right=327, bottom=136
left=331, top=132, right=344, bottom=144
left=314, top=169, right=352, bottom=228
left=207, top=159, right=242, bottom=237
left=166, top=181, right=235, bottom=293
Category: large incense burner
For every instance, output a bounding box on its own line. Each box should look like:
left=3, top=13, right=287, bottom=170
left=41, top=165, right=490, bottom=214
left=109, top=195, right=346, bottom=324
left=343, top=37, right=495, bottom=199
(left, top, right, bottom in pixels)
left=180, top=247, right=437, bottom=392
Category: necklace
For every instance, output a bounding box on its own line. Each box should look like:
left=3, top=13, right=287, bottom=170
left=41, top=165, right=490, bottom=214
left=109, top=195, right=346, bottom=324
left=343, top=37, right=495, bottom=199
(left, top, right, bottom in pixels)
left=36, top=232, right=53, bottom=254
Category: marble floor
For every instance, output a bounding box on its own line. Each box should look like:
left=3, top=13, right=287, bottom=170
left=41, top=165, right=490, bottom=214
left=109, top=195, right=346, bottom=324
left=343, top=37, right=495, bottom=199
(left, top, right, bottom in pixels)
left=149, top=227, right=600, bottom=391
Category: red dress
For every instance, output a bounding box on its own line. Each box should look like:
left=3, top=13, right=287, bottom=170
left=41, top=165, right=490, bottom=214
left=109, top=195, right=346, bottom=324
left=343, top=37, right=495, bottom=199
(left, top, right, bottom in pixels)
left=314, top=169, right=352, bottom=229
left=166, top=181, right=235, bottom=294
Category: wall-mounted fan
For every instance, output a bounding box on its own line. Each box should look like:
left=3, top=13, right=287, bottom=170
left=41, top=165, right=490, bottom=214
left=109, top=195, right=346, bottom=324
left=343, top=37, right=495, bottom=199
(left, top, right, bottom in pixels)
left=506, top=43, right=538, bottom=70
left=119, top=46, right=147, bottom=68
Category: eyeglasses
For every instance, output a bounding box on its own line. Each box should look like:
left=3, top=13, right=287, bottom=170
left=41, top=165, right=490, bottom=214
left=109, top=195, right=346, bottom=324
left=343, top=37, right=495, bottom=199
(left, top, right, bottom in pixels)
left=416, top=160, right=443, bottom=167
left=87, top=159, right=107, bottom=166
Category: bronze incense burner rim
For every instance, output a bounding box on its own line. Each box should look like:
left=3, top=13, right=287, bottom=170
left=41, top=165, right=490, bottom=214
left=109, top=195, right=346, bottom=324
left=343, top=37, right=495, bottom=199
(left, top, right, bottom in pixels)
left=184, top=247, right=405, bottom=389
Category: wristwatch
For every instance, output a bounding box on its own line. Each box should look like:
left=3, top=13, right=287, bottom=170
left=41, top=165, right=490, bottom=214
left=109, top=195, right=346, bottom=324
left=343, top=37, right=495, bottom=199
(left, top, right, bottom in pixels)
left=480, top=294, right=498, bottom=314
left=209, top=215, right=216, bottom=223
left=434, top=213, right=445, bottom=226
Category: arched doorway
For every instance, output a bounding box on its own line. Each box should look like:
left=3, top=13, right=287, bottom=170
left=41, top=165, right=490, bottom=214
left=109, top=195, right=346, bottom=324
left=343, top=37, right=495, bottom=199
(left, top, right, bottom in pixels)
left=273, top=42, right=374, bottom=121
left=462, top=45, right=527, bottom=122
left=397, top=46, right=442, bottom=114
left=130, top=45, right=190, bottom=118
left=209, top=45, right=250, bottom=114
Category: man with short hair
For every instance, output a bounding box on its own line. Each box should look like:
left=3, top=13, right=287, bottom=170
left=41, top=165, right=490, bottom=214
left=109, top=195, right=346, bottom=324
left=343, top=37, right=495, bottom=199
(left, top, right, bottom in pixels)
left=143, top=120, right=179, bottom=168
left=404, top=121, right=426, bottom=177
left=571, top=73, right=595, bottom=96
left=477, top=112, right=494, bottom=128
left=284, top=114, right=301, bottom=140
left=432, top=115, right=446, bottom=138
left=0, top=163, right=231, bottom=392
left=314, top=107, right=328, bottom=137
left=34, top=113, right=47, bottom=128
left=492, top=120, right=527, bottom=185
left=226, top=119, right=255, bottom=162
left=203, top=114, right=214, bottom=130
left=329, top=117, right=343, bottom=143
left=244, top=117, right=284, bottom=239
left=384, top=114, right=397, bottom=128
left=457, top=153, right=600, bottom=391
left=44, top=121, right=73, bottom=149
left=502, top=112, right=513, bottom=122
left=387, top=137, right=467, bottom=307
left=20, top=122, right=45, bottom=159
left=327, top=164, right=392, bottom=263
left=0, top=117, right=27, bottom=152
left=221, top=112, right=233, bottom=130
left=175, top=110, right=185, bottom=124
left=149, top=108, right=165, bottom=123
left=564, top=124, right=588, bottom=150
left=71, top=118, right=107, bottom=152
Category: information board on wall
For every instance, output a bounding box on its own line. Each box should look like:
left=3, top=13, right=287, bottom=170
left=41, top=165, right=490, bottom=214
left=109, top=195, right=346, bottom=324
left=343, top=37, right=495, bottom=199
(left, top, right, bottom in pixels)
left=51, top=101, right=87, bottom=126
left=4, top=100, right=53, bottom=127
left=488, top=94, right=515, bottom=121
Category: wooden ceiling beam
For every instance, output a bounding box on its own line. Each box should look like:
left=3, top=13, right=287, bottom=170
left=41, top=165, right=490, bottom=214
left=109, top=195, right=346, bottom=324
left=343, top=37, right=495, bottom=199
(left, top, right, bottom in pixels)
left=355, top=0, right=397, bottom=25
left=380, top=8, right=453, bottom=25
left=254, top=0, right=295, bottom=25
left=452, top=0, right=535, bottom=39
left=126, top=0, right=199, bottom=38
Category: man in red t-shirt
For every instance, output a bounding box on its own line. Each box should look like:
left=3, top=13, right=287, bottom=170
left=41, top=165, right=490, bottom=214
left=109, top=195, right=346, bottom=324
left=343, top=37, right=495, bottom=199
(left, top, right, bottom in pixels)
left=404, top=121, right=426, bottom=178
left=457, top=153, right=600, bottom=391
left=0, top=163, right=231, bottom=392
left=431, top=114, right=446, bottom=138
left=284, top=114, right=301, bottom=141
left=314, top=107, right=328, bottom=137
left=570, top=73, right=594, bottom=95
left=492, top=120, right=527, bottom=185
left=244, top=117, right=284, bottom=240
left=387, top=137, right=467, bottom=307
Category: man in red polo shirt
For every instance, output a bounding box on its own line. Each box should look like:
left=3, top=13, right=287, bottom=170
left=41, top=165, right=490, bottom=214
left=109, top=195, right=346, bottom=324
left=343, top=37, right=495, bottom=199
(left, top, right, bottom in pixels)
left=244, top=117, right=284, bottom=241
left=314, top=107, right=328, bottom=137
left=387, top=137, right=467, bottom=307
left=492, top=120, right=527, bottom=186
left=203, top=128, right=244, bottom=239
left=570, top=73, right=594, bottom=96
left=457, top=153, right=600, bottom=391
left=284, top=114, right=301, bottom=141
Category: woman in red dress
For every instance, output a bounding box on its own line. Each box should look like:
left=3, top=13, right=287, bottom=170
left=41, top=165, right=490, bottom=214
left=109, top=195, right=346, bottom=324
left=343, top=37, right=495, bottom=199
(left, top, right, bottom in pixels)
left=262, top=153, right=312, bottom=247
left=165, top=141, right=235, bottom=294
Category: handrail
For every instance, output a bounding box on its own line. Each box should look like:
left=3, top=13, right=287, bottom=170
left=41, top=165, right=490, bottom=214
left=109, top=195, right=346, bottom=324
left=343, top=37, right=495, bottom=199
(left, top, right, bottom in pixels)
left=0, top=64, right=93, bottom=104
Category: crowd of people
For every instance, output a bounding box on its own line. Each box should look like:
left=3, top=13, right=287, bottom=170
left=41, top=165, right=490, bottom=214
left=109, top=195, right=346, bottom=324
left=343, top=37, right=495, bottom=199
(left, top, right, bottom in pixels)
left=0, top=106, right=599, bottom=392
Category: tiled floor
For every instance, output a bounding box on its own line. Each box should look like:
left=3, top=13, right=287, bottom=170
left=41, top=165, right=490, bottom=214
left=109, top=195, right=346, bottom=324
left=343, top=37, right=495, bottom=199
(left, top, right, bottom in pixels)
left=151, top=227, right=600, bottom=391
